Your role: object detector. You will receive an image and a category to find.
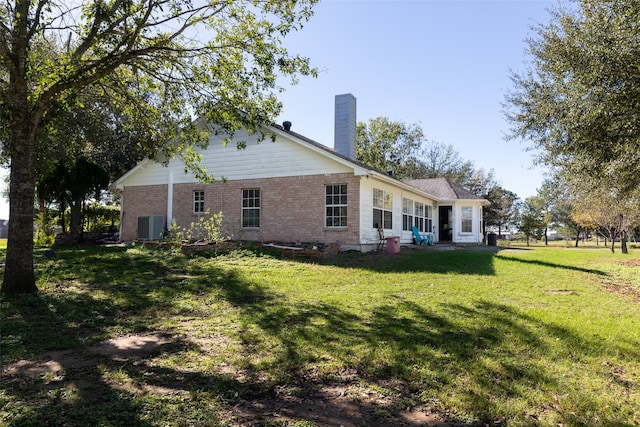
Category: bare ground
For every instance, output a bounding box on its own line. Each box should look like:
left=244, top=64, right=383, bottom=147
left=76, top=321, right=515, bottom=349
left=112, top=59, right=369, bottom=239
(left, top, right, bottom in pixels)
left=3, top=334, right=455, bottom=426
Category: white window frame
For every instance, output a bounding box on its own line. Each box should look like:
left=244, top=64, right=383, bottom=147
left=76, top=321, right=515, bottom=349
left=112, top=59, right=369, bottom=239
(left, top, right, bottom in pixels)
left=402, top=198, right=413, bottom=231
left=242, top=188, right=260, bottom=228
left=373, top=188, right=393, bottom=230
left=193, top=190, right=205, bottom=214
left=426, top=205, right=433, bottom=233
left=325, top=184, right=348, bottom=227
left=461, top=206, right=473, bottom=233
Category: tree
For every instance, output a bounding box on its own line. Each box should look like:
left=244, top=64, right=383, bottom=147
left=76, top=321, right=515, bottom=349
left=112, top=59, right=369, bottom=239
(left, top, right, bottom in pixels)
left=505, top=1, right=640, bottom=197
left=518, top=196, right=545, bottom=246
left=355, top=117, right=476, bottom=184
left=484, top=186, right=519, bottom=239
left=416, top=141, right=476, bottom=185
left=356, top=117, right=425, bottom=178
left=0, top=0, right=318, bottom=294
left=570, top=183, right=640, bottom=254
left=545, top=179, right=583, bottom=247
left=465, top=167, right=499, bottom=199
left=536, top=179, right=564, bottom=245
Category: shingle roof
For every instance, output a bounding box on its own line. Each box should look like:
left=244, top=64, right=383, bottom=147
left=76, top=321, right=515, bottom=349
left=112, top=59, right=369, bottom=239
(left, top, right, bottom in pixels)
left=276, top=124, right=486, bottom=202
left=403, top=178, right=483, bottom=200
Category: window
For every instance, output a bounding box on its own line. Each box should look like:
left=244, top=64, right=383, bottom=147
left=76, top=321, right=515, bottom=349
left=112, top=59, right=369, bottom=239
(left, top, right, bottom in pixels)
left=193, top=191, right=205, bottom=213
left=414, top=202, right=425, bottom=232
left=373, top=188, right=393, bottom=229
left=461, top=206, right=473, bottom=233
left=403, top=199, right=433, bottom=233
left=325, top=184, right=347, bottom=227
left=242, top=189, right=260, bottom=228
left=402, top=198, right=413, bottom=231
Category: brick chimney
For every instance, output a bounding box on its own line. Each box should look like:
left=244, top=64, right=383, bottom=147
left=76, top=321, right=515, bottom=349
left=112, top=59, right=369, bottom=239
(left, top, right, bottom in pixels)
left=334, top=93, right=356, bottom=160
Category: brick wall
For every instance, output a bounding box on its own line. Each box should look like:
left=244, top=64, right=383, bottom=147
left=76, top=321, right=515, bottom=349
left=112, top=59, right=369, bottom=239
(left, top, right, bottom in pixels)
left=121, top=173, right=361, bottom=246
left=121, top=184, right=168, bottom=240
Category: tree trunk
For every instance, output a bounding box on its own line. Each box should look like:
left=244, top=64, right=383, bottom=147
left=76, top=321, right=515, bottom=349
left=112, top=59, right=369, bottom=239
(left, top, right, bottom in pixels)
left=2, top=0, right=43, bottom=294
left=621, top=230, right=628, bottom=254
left=544, top=227, right=548, bottom=245
left=69, top=199, right=83, bottom=236
left=2, top=122, right=38, bottom=294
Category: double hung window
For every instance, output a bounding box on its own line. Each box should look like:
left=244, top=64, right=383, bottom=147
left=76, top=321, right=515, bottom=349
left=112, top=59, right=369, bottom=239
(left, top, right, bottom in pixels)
left=242, top=189, right=260, bottom=228
left=325, top=184, right=347, bottom=227
left=373, top=188, right=393, bottom=229
left=193, top=191, right=205, bottom=213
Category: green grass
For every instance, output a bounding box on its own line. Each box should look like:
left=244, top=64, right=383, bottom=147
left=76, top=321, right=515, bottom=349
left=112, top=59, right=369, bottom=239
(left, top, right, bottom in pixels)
left=1, top=243, right=639, bottom=426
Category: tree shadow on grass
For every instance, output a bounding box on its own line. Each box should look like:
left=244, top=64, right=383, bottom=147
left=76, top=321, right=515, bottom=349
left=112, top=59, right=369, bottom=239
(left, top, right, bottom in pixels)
left=494, top=253, right=609, bottom=276
left=315, top=248, right=500, bottom=276
left=3, top=246, right=639, bottom=426
left=1, top=288, right=256, bottom=427
left=216, top=273, right=640, bottom=425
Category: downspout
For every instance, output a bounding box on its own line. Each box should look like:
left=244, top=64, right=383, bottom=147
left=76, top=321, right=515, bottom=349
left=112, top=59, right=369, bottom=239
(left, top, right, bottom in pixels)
left=167, top=170, right=174, bottom=227
left=117, top=189, right=124, bottom=241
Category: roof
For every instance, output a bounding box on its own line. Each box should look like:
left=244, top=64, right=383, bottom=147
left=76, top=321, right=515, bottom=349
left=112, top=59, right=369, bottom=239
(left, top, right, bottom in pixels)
left=403, top=178, right=487, bottom=202
left=112, top=121, right=486, bottom=205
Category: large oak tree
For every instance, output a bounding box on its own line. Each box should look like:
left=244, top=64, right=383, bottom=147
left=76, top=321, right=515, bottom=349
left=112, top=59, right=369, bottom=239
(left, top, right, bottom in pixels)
left=0, top=0, right=318, bottom=294
left=505, top=1, right=640, bottom=197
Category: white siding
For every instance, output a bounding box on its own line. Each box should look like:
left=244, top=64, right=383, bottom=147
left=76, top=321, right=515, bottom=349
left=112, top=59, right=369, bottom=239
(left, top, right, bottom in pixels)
left=452, top=201, right=484, bottom=244
left=117, top=130, right=353, bottom=187
left=359, top=176, right=438, bottom=245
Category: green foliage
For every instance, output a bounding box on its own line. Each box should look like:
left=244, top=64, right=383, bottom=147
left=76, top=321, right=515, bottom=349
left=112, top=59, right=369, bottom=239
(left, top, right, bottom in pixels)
left=356, top=117, right=425, bottom=178
left=1, top=0, right=320, bottom=293
left=484, top=186, right=519, bottom=232
left=83, top=202, right=120, bottom=233
left=168, top=210, right=227, bottom=243
left=506, top=1, right=640, bottom=196
left=356, top=117, right=478, bottom=186
left=518, top=196, right=546, bottom=244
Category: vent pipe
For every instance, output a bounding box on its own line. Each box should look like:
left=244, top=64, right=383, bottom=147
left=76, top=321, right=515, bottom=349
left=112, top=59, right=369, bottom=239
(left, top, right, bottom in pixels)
left=283, top=121, right=292, bottom=131
left=334, top=94, right=356, bottom=160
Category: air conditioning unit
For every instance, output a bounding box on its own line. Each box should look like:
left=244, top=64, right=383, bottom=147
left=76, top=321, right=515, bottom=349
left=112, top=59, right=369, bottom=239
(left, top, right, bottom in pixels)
left=137, top=215, right=165, bottom=240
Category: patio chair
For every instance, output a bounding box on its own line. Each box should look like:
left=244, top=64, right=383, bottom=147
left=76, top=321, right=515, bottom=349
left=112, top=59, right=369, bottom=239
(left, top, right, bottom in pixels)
left=376, top=224, right=385, bottom=251
left=412, top=226, right=428, bottom=246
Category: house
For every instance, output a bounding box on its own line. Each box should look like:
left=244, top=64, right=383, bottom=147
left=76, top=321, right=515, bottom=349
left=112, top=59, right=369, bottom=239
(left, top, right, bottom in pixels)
left=111, top=94, right=488, bottom=251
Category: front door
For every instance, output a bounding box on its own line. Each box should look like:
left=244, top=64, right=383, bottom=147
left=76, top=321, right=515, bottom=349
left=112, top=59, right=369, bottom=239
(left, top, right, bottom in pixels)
left=438, top=206, right=452, bottom=242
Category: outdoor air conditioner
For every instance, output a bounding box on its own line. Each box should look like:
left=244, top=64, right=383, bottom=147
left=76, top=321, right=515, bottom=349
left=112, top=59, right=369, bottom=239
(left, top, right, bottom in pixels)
left=137, top=215, right=165, bottom=240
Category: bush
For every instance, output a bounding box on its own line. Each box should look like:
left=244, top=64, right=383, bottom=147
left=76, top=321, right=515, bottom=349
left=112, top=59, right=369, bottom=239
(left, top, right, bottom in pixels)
left=168, top=210, right=228, bottom=243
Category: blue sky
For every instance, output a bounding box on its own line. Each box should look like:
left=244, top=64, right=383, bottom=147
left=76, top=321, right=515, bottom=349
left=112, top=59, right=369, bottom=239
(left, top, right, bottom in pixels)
left=275, top=0, right=556, bottom=198
left=0, top=0, right=554, bottom=219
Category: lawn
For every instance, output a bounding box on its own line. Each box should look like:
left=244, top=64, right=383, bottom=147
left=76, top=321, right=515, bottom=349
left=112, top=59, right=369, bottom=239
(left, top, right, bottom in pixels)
left=1, top=243, right=639, bottom=426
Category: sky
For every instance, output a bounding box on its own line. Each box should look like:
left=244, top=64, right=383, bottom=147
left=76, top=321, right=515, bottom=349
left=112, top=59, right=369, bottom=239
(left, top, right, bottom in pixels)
left=0, top=0, right=555, bottom=220
left=274, top=0, right=556, bottom=197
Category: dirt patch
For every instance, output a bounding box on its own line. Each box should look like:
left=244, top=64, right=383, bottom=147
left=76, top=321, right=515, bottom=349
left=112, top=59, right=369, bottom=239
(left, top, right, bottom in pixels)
left=232, top=383, right=450, bottom=427
left=3, top=334, right=454, bottom=426
left=618, top=259, right=640, bottom=267
left=601, top=283, right=640, bottom=302
left=544, top=289, right=577, bottom=295
left=2, top=334, right=170, bottom=378
left=88, top=333, right=171, bottom=359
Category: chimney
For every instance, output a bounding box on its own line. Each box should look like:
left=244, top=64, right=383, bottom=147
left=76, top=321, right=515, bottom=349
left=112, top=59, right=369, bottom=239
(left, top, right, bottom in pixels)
left=334, top=93, right=356, bottom=160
